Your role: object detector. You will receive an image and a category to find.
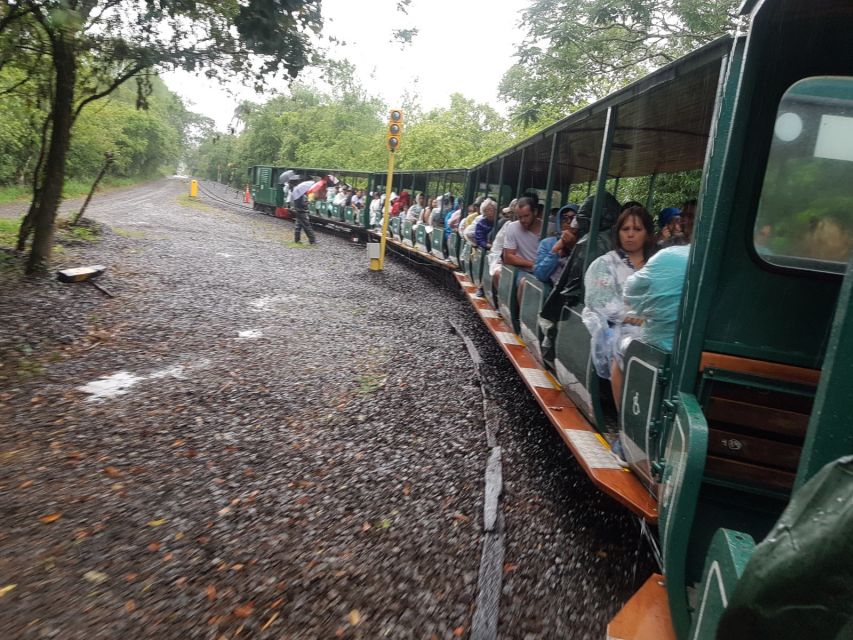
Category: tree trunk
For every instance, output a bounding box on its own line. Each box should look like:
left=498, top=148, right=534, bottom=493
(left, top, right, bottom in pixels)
left=26, top=36, right=75, bottom=274
left=17, top=113, right=51, bottom=252
left=71, top=154, right=111, bottom=226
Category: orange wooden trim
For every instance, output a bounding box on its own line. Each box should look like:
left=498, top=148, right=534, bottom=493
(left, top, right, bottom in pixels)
left=607, top=573, right=675, bottom=640
left=455, top=272, right=659, bottom=523
left=700, top=352, right=820, bottom=387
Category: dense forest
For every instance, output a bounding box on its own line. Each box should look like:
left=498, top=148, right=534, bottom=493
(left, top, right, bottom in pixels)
left=0, top=73, right=199, bottom=193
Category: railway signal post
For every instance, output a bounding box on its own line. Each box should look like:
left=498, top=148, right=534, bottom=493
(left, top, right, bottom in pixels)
left=370, top=109, right=403, bottom=271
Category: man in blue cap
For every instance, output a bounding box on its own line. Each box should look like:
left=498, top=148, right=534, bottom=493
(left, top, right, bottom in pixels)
left=533, top=203, right=580, bottom=285
left=656, top=206, right=685, bottom=248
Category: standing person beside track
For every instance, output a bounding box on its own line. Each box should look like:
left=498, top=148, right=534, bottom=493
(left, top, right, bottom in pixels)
left=287, top=175, right=318, bottom=245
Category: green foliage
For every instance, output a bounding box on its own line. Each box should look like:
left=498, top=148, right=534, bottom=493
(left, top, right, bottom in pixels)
left=501, top=0, right=739, bottom=128
left=398, top=94, right=518, bottom=170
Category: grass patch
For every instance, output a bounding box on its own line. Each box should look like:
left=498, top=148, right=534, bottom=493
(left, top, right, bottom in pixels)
left=0, top=176, right=151, bottom=205
left=176, top=194, right=216, bottom=212
left=113, top=227, right=147, bottom=239
left=357, top=374, right=386, bottom=395
left=0, top=218, right=20, bottom=246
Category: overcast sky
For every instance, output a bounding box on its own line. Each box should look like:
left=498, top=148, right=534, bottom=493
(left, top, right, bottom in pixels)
left=163, top=0, right=530, bottom=130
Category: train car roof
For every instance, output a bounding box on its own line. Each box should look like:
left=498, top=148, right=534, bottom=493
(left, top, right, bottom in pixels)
left=471, top=35, right=737, bottom=186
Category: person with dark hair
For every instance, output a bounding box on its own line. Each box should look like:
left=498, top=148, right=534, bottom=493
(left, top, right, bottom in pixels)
left=656, top=206, right=684, bottom=248
left=582, top=206, right=656, bottom=392
left=540, top=191, right=622, bottom=325
left=502, top=196, right=541, bottom=270
left=287, top=174, right=318, bottom=245
left=534, top=203, right=579, bottom=285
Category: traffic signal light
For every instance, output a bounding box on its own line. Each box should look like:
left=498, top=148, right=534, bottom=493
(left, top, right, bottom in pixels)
left=386, top=109, right=404, bottom=152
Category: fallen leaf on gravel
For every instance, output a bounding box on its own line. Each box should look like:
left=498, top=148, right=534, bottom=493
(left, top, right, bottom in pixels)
left=270, top=598, right=284, bottom=609
left=361, top=522, right=372, bottom=532
left=147, top=542, right=160, bottom=552
left=125, top=573, right=138, bottom=582
left=347, top=609, right=362, bottom=626
left=40, top=513, right=62, bottom=524
left=218, top=507, right=231, bottom=516
left=335, top=627, right=345, bottom=637
left=452, top=513, right=470, bottom=523
left=104, top=466, right=121, bottom=477
left=19, top=480, right=33, bottom=489
left=261, top=612, right=279, bottom=631
left=205, top=585, right=217, bottom=600
left=503, top=563, right=518, bottom=574
left=233, top=602, right=254, bottom=618
left=74, top=529, right=89, bottom=540
left=377, top=519, right=391, bottom=529
left=0, top=584, right=16, bottom=598
left=83, top=570, right=108, bottom=584
left=124, top=600, right=136, bottom=612
left=453, top=626, right=465, bottom=637
left=171, top=439, right=185, bottom=447
left=231, top=563, right=244, bottom=571
left=163, top=552, right=173, bottom=562
left=148, top=519, right=167, bottom=527
left=174, top=532, right=185, bottom=540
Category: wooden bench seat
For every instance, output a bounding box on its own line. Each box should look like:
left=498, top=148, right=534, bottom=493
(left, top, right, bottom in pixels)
left=699, top=352, right=819, bottom=493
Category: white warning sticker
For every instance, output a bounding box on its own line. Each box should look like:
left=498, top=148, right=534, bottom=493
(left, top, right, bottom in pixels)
left=520, top=367, right=558, bottom=389
left=495, top=331, right=520, bottom=345
left=563, top=430, right=624, bottom=470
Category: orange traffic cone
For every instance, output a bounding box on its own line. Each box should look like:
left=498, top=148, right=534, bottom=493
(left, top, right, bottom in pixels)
left=244, top=185, right=251, bottom=203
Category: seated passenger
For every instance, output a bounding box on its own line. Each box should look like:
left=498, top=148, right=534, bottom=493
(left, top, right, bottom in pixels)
left=655, top=206, right=685, bottom=248
left=488, top=199, right=517, bottom=293
left=422, top=197, right=434, bottom=224
left=610, top=202, right=695, bottom=412
left=392, top=191, right=410, bottom=217
left=473, top=198, right=498, bottom=250
left=369, top=192, right=383, bottom=228
left=432, top=193, right=452, bottom=227
left=406, top=193, right=425, bottom=222
left=534, top=203, right=579, bottom=286
left=581, top=206, right=656, bottom=394
left=501, top=197, right=541, bottom=271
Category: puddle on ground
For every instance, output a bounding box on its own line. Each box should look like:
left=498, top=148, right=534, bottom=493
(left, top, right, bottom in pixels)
left=77, top=371, right=144, bottom=401
left=249, top=294, right=297, bottom=310
left=78, top=359, right=210, bottom=402
left=237, top=330, right=262, bottom=339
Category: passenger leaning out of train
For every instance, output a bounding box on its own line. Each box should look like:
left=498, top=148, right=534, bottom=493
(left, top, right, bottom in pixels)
left=581, top=206, right=656, bottom=412
left=533, top=203, right=579, bottom=286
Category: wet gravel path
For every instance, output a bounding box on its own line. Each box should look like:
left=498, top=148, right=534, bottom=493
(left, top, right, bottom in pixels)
left=0, top=179, right=654, bottom=639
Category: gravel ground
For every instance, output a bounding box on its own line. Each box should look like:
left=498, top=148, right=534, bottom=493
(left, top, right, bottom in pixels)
left=0, top=179, right=654, bottom=639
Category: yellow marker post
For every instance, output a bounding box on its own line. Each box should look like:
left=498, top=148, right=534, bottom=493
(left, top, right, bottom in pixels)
left=369, top=109, right=404, bottom=271
left=190, top=179, right=198, bottom=198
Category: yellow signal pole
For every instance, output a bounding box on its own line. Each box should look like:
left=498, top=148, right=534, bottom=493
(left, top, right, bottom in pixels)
left=370, top=109, right=403, bottom=271
left=377, top=150, right=396, bottom=270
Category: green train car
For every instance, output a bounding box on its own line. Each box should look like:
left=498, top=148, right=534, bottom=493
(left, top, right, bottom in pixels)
left=240, top=0, right=853, bottom=635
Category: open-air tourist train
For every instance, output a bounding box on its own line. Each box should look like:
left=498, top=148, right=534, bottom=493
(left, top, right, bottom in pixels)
left=244, top=1, right=853, bottom=637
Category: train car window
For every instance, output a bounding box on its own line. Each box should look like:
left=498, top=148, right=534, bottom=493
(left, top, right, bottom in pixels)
left=754, top=77, right=853, bottom=274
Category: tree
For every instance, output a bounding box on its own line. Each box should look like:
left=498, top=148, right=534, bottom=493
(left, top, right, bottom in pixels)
left=500, top=0, right=738, bottom=127
left=399, top=93, right=517, bottom=170
left=0, top=0, right=323, bottom=273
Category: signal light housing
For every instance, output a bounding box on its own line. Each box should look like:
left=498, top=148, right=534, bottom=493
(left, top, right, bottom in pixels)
left=386, top=109, right=404, bottom=152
